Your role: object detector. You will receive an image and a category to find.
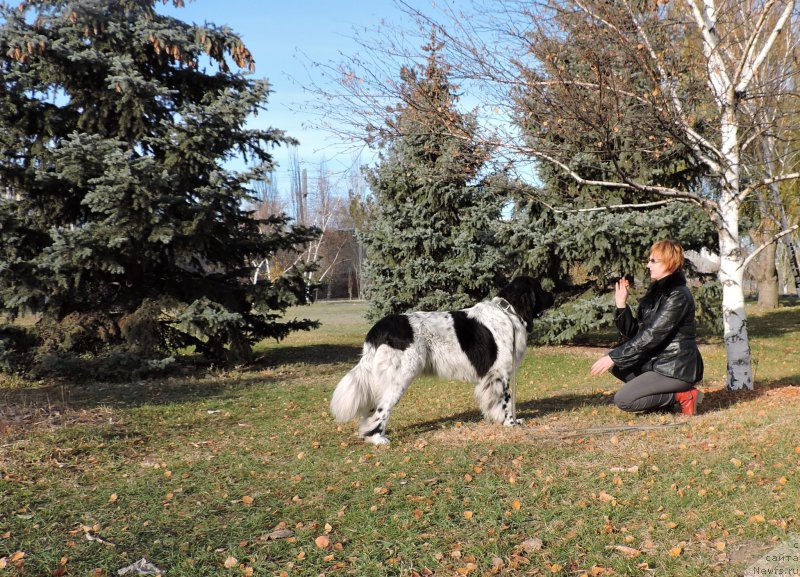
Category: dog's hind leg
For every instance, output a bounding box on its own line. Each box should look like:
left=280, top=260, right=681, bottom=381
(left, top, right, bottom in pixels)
left=358, top=348, right=420, bottom=445
left=475, top=372, right=522, bottom=426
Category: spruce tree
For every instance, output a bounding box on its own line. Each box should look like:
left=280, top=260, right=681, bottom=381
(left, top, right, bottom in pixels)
left=361, top=41, right=507, bottom=319
left=0, top=0, right=319, bottom=372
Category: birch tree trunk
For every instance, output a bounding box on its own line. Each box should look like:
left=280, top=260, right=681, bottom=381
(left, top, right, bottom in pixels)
left=689, top=0, right=795, bottom=389
left=717, top=211, right=754, bottom=389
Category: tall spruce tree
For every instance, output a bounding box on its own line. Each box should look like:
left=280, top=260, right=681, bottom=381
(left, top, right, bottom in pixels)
left=0, top=0, right=319, bottom=372
left=361, top=40, right=508, bottom=319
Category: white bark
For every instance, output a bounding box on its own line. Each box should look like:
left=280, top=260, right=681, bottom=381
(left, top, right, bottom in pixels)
left=687, top=0, right=796, bottom=390
left=717, top=208, right=753, bottom=389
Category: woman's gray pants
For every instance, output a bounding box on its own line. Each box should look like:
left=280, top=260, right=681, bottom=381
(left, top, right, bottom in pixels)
left=611, top=367, right=694, bottom=413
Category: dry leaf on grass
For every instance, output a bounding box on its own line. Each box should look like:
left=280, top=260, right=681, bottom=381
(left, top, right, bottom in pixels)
left=607, top=545, right=641, bottom=557
left=668, top=546, right=683, bottom=557
left=315, top=535, right=330, bottom=548
left=520, top=537, right=543, bottom=552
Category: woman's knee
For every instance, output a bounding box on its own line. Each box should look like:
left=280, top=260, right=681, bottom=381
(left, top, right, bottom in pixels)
left=614, top=389, right=637, bottom=412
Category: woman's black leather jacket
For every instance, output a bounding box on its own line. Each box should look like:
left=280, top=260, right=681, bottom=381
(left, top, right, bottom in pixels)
left=608, top=270, right=703, bottom=384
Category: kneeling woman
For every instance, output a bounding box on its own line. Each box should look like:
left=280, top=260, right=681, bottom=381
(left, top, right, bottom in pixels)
left=590, top=240, right=704, bottom=415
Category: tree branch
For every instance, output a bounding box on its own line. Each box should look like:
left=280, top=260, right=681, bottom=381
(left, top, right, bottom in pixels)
left=735, top=0, right=795, bottom=94
left=536, top=198, right=676, bottom=213
left=741, top=224, right=800, bottom=271
left=737, top=171, right=800, bottom=204
left=523, top=148, right=716, bottom=211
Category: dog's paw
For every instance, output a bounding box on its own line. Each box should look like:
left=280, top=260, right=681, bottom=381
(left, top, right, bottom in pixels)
left=503, top=417, right=524, bottom=427
left=365, top=435, right=390, bottom=446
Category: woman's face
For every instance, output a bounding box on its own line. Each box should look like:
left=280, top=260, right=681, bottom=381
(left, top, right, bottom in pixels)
left=647, top=253, right=672, bottom=281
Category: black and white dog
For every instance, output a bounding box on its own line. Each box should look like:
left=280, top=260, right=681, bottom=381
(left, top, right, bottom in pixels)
left=330, top=277, right=554, bottom=445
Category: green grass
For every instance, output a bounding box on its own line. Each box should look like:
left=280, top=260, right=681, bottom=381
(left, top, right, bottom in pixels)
left=2, top=300, right=800, bottom=576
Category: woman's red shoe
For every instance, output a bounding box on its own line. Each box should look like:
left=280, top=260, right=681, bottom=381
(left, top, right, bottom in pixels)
left=675, top=388, right=704, bottom=415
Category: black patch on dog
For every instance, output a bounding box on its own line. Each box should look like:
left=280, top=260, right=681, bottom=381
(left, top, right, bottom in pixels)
left=365, top=314, right=414, bottom=351
left=451, top=311, right=498, bottom=378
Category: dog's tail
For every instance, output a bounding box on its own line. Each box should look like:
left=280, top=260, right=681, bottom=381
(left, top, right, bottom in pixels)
left=330, top=345, right=375, bottom=422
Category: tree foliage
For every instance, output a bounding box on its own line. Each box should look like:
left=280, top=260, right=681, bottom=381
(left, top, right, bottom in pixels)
left=0, top=0, right=319, bottom=375
left=360, top=40, right=510, bottom=319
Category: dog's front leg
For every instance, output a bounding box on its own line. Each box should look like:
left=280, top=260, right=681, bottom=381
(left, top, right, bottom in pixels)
left=502, top=377, right=524, bottom=427
left=476, top=374, right=523, bottom=426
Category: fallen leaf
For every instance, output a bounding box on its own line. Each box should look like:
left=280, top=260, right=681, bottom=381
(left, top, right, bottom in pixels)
left=668, top=546, right=683, bottom=557
left=598, top=491, right=615, bottom=503
left=108, top=494, right=118, bottom=503
left=315, top=535, right=330, bottom=548
left=608, top=545, right=641, bottom=557
left=512, top=500, right=522, bottom=510
left=10, top=552, right=25, bottom=562
left=263, top=529, right=294, bottom=540
left=520, top=537, right=543, bottom=552
left=463, top=511, right=473, bottom=520
left=223, top=556, right=238, bottom=569
left=242, top=495, right=254, bottom=505
left=748, top=514, right=765, bottom=524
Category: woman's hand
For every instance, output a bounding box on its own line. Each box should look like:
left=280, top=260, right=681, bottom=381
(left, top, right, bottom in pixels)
left=614, top=277, right=630, bottom=308
left=590, top=354, right=615, bottom=376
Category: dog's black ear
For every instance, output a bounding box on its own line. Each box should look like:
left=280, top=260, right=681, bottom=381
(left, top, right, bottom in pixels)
left=498, top=277, right=538, bottom=331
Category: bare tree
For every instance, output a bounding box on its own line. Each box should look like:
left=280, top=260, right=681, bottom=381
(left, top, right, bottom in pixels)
left=344, top=154, right=371, bottom=299
left=288, top=145, right=308, bottom=225
left=250, top=170, right=289, bottom=285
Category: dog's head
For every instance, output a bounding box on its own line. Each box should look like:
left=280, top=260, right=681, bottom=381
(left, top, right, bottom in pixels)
left=497, top=276, right=555, bottom=332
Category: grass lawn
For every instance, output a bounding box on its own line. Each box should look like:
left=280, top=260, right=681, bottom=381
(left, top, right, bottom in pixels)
left=1, top=299, right=799, bottom=576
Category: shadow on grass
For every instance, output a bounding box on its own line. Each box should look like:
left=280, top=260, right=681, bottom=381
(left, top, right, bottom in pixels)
left=698, top=376, right=800, bottom=414
left=254, top=343, right=362, bottom=368
left=398, top=390, right=617, bottom=437
left=0, top=371, right=278, bottom=415
left=396, top=377, right=800, bottom=437
left=746, top=302, right=800, bottom=338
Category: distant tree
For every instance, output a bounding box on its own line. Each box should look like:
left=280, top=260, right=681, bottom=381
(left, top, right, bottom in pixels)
left=0, top=0, right=319, bottom=373
left=361, top=39, right=509, bottom=319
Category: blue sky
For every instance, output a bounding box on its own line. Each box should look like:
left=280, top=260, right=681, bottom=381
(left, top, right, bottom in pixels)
left=159, top=0, right=410, bottom=182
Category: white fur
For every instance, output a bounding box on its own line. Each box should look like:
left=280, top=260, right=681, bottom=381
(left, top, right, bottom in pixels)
left=331, top=298, right=528, bottom=445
